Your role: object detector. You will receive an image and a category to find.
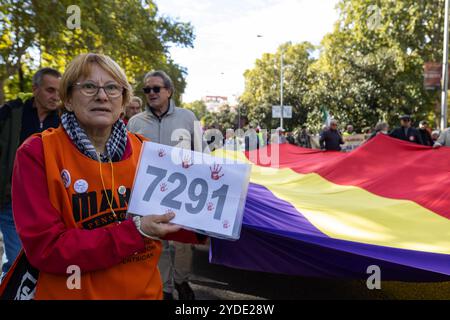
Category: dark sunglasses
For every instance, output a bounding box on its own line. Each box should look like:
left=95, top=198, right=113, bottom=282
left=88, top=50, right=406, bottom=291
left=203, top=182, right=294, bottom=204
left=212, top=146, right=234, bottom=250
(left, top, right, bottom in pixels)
left=143, top=86, right=165, bottom=94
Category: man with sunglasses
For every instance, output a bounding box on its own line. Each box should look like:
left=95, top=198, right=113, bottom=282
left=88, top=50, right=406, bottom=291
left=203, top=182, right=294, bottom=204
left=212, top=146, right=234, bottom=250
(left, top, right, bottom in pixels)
left=319, top=119, right=344, bottom=151
left=127, top=70, right=206, bottom=300
left=389, top=115, right=423, bottom=145
left=128, top=71, right=205, bottom=152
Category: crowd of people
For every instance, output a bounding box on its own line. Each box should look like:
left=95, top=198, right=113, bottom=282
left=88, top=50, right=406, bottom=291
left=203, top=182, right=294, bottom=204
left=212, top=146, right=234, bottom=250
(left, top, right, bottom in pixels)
left=219, top=115, right=448, bottom=152
left=316, top=115, right=447, bottom=151
left=1, top=53, right=450, bottom=300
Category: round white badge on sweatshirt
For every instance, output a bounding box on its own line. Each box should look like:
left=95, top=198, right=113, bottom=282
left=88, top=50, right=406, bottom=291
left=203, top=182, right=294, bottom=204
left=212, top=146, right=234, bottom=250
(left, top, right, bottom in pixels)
left=118, top=185, right=127, bottom=195
left=74, top=179, right=89, bottom=193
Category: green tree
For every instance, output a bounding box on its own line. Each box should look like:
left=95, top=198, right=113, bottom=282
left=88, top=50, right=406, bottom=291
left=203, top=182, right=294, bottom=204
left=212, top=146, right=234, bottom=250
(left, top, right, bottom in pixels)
left=0, top=0, right=194, bottom=105
left=213, top=104, right=237, bottom=131
left=240, top=0, right=446, bottom=132
left=201, top=104, right=237, bottom=132
left=0, top=0, right=38, bottom=103
left=240, top=42, right=316, bottom=131
left=182, top=100, right=207, bottom=120
left=309, top=0, right=445, bottom=131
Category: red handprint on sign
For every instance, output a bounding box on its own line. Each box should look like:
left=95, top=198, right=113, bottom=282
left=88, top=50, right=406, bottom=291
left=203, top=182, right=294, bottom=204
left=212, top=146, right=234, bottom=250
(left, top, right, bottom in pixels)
left=160, top=182, right=168, bottom=192
left=182, top=155, right=193, bottom=169
left=158, top=149, right=166, bottom=157
left=207, top=202, right=214, bottom=212
left=210, top=163, right=224, bottom=180
left=222, top=220, right=230, bottom=229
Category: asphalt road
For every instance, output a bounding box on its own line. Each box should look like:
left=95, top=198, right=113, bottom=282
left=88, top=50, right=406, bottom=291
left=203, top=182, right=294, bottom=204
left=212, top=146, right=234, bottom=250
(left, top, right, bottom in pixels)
left=185, top=244, right=450, bottom=300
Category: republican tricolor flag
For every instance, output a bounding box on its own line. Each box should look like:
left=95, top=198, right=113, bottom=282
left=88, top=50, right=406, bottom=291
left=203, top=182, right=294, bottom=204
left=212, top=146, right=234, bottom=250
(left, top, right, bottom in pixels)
left=210, top=134, right=450, bottom=281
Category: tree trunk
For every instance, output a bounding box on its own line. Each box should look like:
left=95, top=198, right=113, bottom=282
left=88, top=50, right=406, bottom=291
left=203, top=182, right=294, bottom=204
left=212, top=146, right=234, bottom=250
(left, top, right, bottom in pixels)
left=0, top=78, right=5, bottom=106
left=18, top=60, right=24, bottom=92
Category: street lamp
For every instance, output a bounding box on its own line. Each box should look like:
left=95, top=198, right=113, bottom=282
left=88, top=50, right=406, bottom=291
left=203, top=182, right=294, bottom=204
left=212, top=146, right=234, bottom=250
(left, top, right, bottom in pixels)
left=280, top=49, right=284, bottom=130
left=238, top=102, right=241, bottom=129
left=231, top=93, right=240, bottom=129
left=257, top=35, right=285, bottom=130
left=441, top=0, right=450, bottom=130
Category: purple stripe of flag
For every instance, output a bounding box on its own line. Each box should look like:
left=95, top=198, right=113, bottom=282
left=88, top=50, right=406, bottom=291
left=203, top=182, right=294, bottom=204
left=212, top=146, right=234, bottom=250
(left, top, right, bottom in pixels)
left=210, top=183, right=450, bottom=281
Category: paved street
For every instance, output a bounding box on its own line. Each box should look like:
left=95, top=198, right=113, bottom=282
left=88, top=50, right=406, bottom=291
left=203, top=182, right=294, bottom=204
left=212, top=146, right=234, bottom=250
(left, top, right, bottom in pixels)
left=184, top=244, right=450, bottom=300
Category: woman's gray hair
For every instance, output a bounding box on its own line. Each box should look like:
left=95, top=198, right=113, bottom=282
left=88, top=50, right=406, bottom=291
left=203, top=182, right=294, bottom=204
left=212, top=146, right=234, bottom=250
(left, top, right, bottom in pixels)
left=375, top=122, right=389, bottom=132
left=143, top=70, right=174, bottom=97
left=130, top=96, right=143, bottom=108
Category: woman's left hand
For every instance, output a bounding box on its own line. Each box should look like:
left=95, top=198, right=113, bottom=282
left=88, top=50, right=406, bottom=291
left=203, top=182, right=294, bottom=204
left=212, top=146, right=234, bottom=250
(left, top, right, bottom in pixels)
left=140, top=211, right=181, bottom=238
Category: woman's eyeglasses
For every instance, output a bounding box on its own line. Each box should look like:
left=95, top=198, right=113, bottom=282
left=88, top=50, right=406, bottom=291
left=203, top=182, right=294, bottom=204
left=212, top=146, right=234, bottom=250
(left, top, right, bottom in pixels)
left=73, top=82, right=124, bottom=98
left=143, top=86, right=165, bottom=94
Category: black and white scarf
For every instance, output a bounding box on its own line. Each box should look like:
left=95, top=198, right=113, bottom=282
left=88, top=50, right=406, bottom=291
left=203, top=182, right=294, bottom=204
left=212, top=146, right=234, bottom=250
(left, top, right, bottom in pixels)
left=61, top=112, right=127, bottom=162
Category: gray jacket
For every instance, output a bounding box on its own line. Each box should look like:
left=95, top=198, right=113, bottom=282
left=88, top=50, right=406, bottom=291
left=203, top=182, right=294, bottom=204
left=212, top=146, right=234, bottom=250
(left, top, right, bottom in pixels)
left=434, top=128, right=450, bottom=147
left=127, top=101, right=207, bottom=152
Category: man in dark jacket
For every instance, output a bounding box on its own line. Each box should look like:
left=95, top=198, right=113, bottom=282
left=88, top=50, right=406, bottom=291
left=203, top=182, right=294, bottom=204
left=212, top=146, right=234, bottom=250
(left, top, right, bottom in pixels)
left=0, top=68, right=61, bottom=278
left=389, top=115, right=423, bottom=145
left=418, top=120, right=433, bottom=146
left=320, top=119, right=344, bottom=151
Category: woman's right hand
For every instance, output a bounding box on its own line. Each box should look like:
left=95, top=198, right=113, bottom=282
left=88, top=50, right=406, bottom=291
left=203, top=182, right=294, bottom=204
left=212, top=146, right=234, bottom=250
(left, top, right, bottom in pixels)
left=139, top=211, right=181, bottom=238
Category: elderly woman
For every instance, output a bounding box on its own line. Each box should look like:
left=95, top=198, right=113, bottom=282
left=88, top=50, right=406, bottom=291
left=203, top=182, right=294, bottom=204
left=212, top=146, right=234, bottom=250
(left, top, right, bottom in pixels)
left=8, top=53, right=198, bottom=300
left=367, top=122, right=389, bottom=141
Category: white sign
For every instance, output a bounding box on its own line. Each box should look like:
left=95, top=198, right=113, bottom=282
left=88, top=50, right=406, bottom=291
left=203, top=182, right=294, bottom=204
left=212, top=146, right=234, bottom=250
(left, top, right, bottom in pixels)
left=342, top=134, right=369, bottom=152
left=272, top=105, right=292, bottom=118
left=128, top=142, right=251, bottom=240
